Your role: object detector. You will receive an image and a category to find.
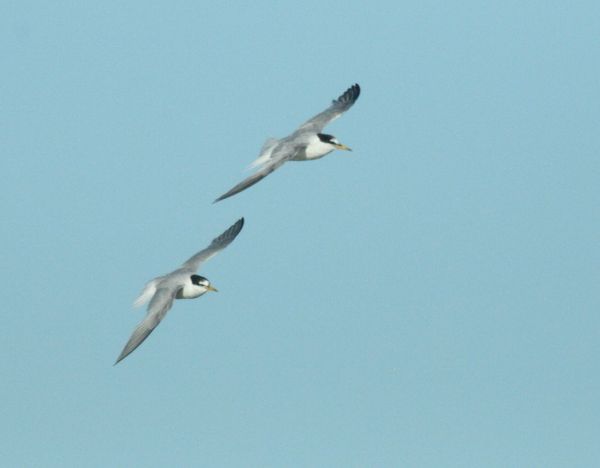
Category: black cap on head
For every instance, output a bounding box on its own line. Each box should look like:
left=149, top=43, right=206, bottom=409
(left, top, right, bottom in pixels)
left=191, top=274, right=209, bottom=285
left=317, top=133, right=335, bottom=143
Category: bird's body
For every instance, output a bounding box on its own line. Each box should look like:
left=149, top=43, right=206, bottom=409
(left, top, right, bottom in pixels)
left=215, top=84, right=361, bottom=202
left=115, top=218, right=244, bottom=365
left=294, top=133, right=341, bottom=160
left=176, top=274, right=210, bottom=299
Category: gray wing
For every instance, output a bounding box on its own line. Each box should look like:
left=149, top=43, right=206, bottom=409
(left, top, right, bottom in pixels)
left=114, top=287, right=177, bottom=365
left=214, top=157, right=288, bottom=203
left=295, top=83, right=360, bottom=133
left=180, top=217, right=244, bottom=271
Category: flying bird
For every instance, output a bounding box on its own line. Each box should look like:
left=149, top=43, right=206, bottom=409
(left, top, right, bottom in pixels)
left=114, top=218, right=244, bottom=365
left=214, top=83, right=360, bottom=202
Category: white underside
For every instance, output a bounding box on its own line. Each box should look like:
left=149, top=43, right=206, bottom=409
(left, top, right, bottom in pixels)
left=177, top=283, right=207, bottom=299
left=249, top=135, right=335, bottom=168
left=134, top=276, right=207, bottom=307
left=302, top=139, right=335, bottom=160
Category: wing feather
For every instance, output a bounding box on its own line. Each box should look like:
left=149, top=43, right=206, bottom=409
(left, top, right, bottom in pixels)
left=295, top=83, right=360, bottom=133
left=213, top=159, right=286, bottom=203
left=132, top=277, right=162, bottom=308
left=247, top=137, right=279, bottom=170
left=180, top=217, right=244, bottom=271
left=114, top=287, right=177, bottom=365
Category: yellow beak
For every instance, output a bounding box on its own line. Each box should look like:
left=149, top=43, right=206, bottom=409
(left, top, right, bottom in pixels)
left=207, top=285, right=218, bottom=292
left=335, top=143, right=352, bottom=151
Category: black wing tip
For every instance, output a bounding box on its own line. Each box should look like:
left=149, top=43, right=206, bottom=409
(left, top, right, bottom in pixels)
left=334, top=83, right=361, bottom=104
left=232, top=216, right=244, bottom=229
left=212, top=217, right=245, bottom=247
left=231, top=217, right=245, bottom=235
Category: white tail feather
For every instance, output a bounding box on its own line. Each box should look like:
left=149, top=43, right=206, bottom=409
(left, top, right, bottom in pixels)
left=133, top=278, right=160, bottom=308
left=247, top=137, right=278, bottom=171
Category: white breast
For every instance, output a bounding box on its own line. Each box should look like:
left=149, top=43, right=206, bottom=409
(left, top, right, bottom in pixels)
left=177, top=282, right=207, bottom=299
left=303, top=135, right=334, bottom=160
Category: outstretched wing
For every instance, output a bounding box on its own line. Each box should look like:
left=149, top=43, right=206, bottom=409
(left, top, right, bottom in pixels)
left=114, top=287, right=177, bottom=365
left=180, top=217, right=245, bottom=271
left=214, top=157, right=287, bottom=203
left=295, top=83, right=360, bottom=133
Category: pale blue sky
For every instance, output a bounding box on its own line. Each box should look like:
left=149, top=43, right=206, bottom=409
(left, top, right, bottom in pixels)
left=2, top=1, right=599, bottom=466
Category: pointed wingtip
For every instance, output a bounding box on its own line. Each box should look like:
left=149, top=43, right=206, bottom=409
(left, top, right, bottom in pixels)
left=230, top=217, right=245, bottom=236
left=213, top=188, right=240, bottom=203
left=113, top=350, right=130, bottom=366
left=213, top=193, right=228, bottom=203
left=113, top=349, right=130, bottom=366
left=334, top=83, right=361, bottom=105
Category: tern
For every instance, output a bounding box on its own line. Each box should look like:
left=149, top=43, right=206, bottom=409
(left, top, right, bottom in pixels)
left=114, top=218, right=244, bottom=365
left=214, top=83, right=360, bottom=202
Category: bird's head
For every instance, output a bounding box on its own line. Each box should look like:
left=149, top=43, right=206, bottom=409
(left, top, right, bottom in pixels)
left=190, top=274, right=218, bottom=292
left=317, top=133, right=352, bottom=151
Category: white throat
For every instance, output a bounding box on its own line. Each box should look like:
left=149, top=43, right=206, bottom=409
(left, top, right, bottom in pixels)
left=305, top=135, right=335, bottom=160
left=177, top=281, right=208, bottom=299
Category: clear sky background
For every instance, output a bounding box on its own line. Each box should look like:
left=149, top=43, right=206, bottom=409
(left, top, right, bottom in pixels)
left=2, top=1, right=599, bottom=466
